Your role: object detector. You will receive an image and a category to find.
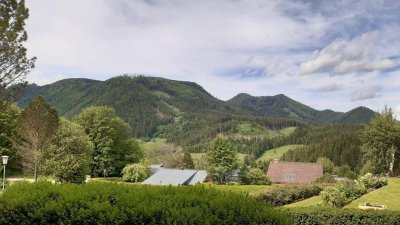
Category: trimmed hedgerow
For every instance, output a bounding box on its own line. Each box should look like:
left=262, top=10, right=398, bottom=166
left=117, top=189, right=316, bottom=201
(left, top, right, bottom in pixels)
left=287, top=207, right=400, bottom=225
left=256, top=185, right=322, bottom=206
left=0, top=182, right=291, bottom=225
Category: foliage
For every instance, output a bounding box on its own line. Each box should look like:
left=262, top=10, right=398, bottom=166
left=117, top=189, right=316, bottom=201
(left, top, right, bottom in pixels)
left=0, top=182, right=291, bottom=225
left=239, top=167, right=271, bottom=185
left=183, top=150, right=194, bottom=169
left=314, top=174, right=337, bottom=184
left=358, top=173, right=388, bottom=190
left=320, top=183, right=367, bottom=208
left=317, top=157, right=335, bottom=174
left=0, top=102, right=21, bottom=172
left=257, top=145, right=303, bottom=162
left=0, top=0, right=36, bottom=96
left=16, top=96, right=59, bottom=181
left=73, top=106, right=144, bottom=177
left=256, top=185, right=322, bottom=206
left=287, top=207, right=400, bottom=225
left=207, top=138, right=238, bottom=183
left=333, top=165, right=357, bottom=179
left=282, top=125, right=364, bottom=172
left=41, top=119, right=93, bottom=183
left=122, top=163, right=151, bottom=182
left=361, top=106, right=400, bottom=176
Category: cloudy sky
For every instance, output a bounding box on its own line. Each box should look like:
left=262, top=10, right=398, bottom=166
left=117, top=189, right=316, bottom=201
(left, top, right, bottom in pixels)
left=25, top=0, right=400, bottom=113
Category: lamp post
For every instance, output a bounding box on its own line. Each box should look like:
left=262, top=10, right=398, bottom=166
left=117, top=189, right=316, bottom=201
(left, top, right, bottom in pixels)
left=2, top=156, right=9, bottom=191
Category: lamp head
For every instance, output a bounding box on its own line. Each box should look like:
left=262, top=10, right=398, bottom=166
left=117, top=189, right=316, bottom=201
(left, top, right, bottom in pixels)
left=2, top=156, right=9, bottom=165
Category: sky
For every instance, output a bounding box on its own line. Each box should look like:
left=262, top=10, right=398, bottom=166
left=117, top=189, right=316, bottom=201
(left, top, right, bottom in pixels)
left=25, top=0, right=400, bottom=114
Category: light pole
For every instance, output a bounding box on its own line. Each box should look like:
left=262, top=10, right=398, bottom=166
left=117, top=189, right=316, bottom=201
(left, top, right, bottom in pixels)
left=2, top=156, right=9, bottom=191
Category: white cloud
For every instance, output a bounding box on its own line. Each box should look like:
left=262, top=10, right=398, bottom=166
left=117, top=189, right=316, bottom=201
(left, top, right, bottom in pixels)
left=318, top=83, right=342, bottom=92
left=351, top=85, right=383, bottom=101
left=300, top=32, right=399, bottom=75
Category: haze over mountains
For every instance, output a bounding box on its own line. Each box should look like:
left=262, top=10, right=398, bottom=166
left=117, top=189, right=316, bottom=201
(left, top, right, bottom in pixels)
left=17, top=76, right=375, bottom=137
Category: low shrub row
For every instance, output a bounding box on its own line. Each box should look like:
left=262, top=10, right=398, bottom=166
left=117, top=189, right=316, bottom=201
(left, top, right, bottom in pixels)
left=256, top=185, right=322, bottom=206
left=287, top=207, right=400, bottom=225
left=0, top=182, right=291, bottom=225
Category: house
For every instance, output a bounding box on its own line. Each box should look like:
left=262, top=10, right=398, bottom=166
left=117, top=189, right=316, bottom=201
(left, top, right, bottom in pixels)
left=142, top=165, right=208, bottom=186
left=267, top=160, right=323, bottom=184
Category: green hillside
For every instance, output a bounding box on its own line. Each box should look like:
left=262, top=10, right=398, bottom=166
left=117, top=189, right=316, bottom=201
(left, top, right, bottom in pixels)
left=228, top=93, right=374, bottom=124
left=257, top=145, right=304, bottom=162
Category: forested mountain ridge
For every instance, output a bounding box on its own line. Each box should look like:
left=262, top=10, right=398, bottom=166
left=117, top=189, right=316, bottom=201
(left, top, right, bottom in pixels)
left=17, top=75, right=375, bottom=138
left=228, top=93, right=375, bottom=124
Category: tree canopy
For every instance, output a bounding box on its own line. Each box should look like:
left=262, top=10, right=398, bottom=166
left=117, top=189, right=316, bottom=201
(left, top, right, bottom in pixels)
left=207, top=138, right=238, bottom=183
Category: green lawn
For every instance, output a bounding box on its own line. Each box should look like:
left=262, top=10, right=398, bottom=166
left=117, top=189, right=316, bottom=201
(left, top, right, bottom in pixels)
left=140, top=138, right=167, bottom=153
left=213, top=184, right=275, bottom=196
left=345, top=178, right=400, bottom=211
left=257, top=145, right=303, bottom=162
left=284, top=196, right=323, bottom=208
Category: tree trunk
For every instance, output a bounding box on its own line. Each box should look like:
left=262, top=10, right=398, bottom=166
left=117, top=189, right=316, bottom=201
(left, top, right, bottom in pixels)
left=389, top=145, right=395, bottom=177
left=34, top=162, right=38, bottom=182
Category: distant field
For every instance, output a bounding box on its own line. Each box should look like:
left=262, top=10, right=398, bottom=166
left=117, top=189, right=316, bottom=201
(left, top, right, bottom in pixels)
left=214, top=184, right=275, bottom=196
left=257, top=144, right=304, bottom=162
left=140, top=138, right=167, bottom=153
left=345, top=178, right=400, bottom=211
left=279, top=127, right=297, bottom=136
left=284, top=196, right=322, bottom=208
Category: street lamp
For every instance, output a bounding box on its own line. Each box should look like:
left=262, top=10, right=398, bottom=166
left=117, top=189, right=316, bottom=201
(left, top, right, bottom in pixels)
left=2, top=156, right=9, bottom=191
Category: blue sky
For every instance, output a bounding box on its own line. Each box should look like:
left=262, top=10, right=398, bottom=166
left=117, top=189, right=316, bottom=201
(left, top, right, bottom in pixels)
left=25, top=0, right=400, bottom=114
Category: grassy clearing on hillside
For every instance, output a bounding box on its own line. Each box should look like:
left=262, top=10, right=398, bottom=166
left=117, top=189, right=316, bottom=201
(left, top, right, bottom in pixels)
left=141, top=138, right=167, bottom=152
left=345, top=178, right=400, bottom=211
left=257, top=145, right=304, bottom=162
left=279, top=127, right=297, bottom=136
left=284, top=196, right=322, bottom=208
left=191, top=153, right=249, bottom=166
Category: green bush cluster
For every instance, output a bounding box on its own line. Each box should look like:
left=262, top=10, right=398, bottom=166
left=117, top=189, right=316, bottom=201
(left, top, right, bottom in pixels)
left=287, top=207, right=400, bottom=225
left=320, top=183, right=367, bottom=208
left=122, top=163, right=151, bottom=182
left=359, top=173, right=388, bottom=190
left=0, top=182, right=291, bottom=225
left=239, top=167, right=272, bottom=185
left=256, top=185, right=322, bottom=206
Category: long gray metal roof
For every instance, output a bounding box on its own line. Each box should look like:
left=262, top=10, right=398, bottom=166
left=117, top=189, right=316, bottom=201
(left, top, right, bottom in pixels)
left=142, top=167, right=208, bottom=186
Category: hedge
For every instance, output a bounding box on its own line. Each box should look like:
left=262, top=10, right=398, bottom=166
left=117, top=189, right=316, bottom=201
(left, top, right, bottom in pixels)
left=0, top=182, right=291, bottom=225
left=287, top=207, right=400, bottom=225
left=256, top=185, right=322, bottom=206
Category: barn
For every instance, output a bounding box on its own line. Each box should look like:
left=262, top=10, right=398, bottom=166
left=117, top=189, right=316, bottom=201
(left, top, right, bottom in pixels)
left=267, top=160, right=323, bottom=184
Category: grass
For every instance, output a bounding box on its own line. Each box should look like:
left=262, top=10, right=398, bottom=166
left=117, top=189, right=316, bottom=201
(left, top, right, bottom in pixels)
left=345, top=178, right=400, bottom=211
left=284, top=196, right=323, bottom=208
left=279, top=127, right=297, bottom=136
left=213, top=184, right=275, bottom=196
left=140, top=138, right=167, bottom=153
left=257, top=144, right=304, bottom=162
left=191, top=153, right=249, bottom=165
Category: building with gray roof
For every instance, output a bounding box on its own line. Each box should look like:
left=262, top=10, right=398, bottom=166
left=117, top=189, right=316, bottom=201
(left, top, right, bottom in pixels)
left=142, top=165, right=208, bottom=186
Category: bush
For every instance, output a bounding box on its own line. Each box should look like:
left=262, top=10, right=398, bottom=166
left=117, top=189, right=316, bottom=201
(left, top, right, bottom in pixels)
left=256, top=185, right=322, bottom=206
left=239, top=167, right=272, bottom=185
left=359, top=173, right=388, bottom=190
left=287, top=207, right=400, bottom=225
left=122, top=163, right=151, bottom=182
left=0, top=182, right=291, bottom=225
left=320, top=183, right=367, bottom=208
left=314, top=174, right=337, bottom=183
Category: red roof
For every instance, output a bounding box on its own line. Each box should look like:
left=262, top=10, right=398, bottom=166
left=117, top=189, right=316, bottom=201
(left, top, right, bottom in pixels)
left=267, top=160, right=323, bottom=184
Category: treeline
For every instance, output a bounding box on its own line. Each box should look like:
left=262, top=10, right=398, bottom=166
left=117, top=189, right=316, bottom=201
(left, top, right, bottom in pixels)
left=281, top=125, right=363, bottom=171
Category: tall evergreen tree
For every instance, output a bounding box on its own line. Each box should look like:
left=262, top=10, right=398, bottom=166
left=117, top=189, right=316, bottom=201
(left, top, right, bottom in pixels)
left=16, top=96, right=59, bottom=181
left=207, top=138, right=238, bottom=183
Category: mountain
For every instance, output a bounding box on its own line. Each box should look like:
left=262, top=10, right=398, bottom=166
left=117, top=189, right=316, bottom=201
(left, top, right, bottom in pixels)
left=227, top=93, right=375, bottom=124
left=17, top=75, right=246, bottom=137
left=17, top=76, right=375, bottom=138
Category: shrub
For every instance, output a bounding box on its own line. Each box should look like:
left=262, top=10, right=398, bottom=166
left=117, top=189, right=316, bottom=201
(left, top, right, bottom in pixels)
left=256, top=185, right=322, bottom=206
left=122, top=163, right=151, bottom=182
left=239, top=167, right=272, bottom=185
left=287, top=207, right=400, bottom=225
left=359, top=173, right=388, bottom=190
left=320, top=183, right=367, bottom=208
left=314, top=174, right=337, bottom=183
left=0, top=182, right=291, bottom=225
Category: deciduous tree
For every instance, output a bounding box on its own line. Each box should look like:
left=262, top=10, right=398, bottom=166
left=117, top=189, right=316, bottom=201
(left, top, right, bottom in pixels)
left=16, top=96, right=59, bottom=181
left=207, top=138, right=238, bottom=183
left=41, top=119, right=93, bottom=183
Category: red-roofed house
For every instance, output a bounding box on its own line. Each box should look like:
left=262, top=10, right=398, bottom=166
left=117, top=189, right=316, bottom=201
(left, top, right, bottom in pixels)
left=267, top=160, right=323, bottom=184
